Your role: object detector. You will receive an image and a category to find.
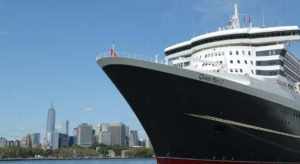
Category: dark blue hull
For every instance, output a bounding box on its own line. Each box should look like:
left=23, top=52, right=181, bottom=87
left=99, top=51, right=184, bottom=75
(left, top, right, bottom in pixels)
left=101, top=62, right=300, bottom=163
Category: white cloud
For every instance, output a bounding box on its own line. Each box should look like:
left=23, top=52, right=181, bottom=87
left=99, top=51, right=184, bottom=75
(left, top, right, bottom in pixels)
left=82, top=107, right=94, bottom=111
left=17, top=127, right=25, bottom=131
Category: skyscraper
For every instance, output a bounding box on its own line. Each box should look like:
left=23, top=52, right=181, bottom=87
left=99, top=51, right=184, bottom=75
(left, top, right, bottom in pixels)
left=99, top=131, right=111, bottom=145
left=65, top=120, right=69, bottom=135
left=125, top=126, right=129, bottom=146
left=77, top=123, right=93, bottom=148
left=100, top=123, right=109, bottom=132
left=14, top=140, right=20, bottom=147
left=52, top=131, right=69, bottom=149
left=30, top=133, right=41, bottom=148
left=8, top=141, right=14, bottom=147
left=73, top=128, right=78, bottom=137
left=0, top=137, right=7, bottom=148
left=46, top=104, right=55, bottom=146
left=129, top=130, right=138, bottom=147
left=20, top=137, right=27, bottom=147
left=107, top=123, right=126, bottom=146
left=62, top=120, right=69, bottom=135
left=145, top=139, right=153, bottom=149
left=68, top=136, right=76, bottom=147
left=26, top=134, right=31, bottom=148
left=96, top=123, right=101, bottom=136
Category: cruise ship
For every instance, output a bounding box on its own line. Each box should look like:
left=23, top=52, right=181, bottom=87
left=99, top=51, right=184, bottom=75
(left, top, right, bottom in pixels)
left=97, top=3, right=300, bottom=164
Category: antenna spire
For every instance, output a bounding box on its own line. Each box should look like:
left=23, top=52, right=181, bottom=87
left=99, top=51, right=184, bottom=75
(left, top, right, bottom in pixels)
left=232, top=3, right=240, bottom=29
left=261, top=0, right=265, bottom=27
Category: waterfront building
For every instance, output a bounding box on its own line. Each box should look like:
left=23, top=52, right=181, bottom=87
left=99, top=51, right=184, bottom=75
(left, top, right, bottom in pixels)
left=129, top=130, right=139, bottom=147
left=125, top=126, right=129, bottom=146
left=0, top=138, right=7, bottom=148
left=0, top=137, right=4, bottom=148
left=68, top=136, right=76, bottom=147
left=8, top=141, right=14, bottom=147
left=30, top=133, right=41, bottom=148
left=2, top=139, right=7, bottom=148
left=138, top=139, right=146, bottom=147
left=92, top=134, right=98, bottom=144
left=99, top=131, right=111, bottom=145
left=52, top=131, right=69, bottom=149
left=26, top=134, right=31, bottom=148
left=14, top=140, right=20, bottom=147
left=52, top=132, right=59, bottom=150
left=62, top=120, right=69, bottom=135
left=46, top=104, right=55, bottom=146
left=96, top=123, right=101, bottom=135
left=77, top=123, right=93, bottom=147
left=100, top=123, right=109, bottom=132
left=107, top=123, right=126, bottom=146
left=20, top=137, right=27, bottom=147
left=121, top=150, right=128, bottom=158
left=145, top=139, right=153, bottom=149
left=42, top=138, right=50, bottom=149
left=108, top=150, right=116, bottom=158
left=73, top=128, right=78, bottom=137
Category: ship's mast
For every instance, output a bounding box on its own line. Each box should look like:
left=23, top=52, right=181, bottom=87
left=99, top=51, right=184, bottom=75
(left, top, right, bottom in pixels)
left=232, top=3, right=240, bottom=29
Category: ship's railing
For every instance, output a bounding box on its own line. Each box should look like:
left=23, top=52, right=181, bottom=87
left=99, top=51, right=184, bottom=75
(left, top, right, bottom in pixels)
left=96, top=52, right=169, bottom=65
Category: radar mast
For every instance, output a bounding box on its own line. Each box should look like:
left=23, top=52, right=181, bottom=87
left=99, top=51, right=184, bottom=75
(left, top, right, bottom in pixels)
left=232, top=3, right=240, bottom=29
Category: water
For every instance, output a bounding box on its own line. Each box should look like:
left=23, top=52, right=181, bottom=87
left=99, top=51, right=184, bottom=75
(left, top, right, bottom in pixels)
left=0, top=159, right=156, bottom=164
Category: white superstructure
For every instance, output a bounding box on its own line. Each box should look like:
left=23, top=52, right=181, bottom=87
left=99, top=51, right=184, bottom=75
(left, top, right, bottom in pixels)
left=165, top=3, right=300, bottom=96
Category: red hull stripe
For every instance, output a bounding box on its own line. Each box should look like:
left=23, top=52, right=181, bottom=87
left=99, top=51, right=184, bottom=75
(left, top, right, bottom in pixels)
left=156, top=157, right=300, bottom=164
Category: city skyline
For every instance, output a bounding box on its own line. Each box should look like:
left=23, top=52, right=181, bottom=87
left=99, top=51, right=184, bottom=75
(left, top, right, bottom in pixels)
left=0, top=104, right=148, bottom=142
left=0, top=118, right=150, bottom=149
left=1, top=0, right=300, bottom=140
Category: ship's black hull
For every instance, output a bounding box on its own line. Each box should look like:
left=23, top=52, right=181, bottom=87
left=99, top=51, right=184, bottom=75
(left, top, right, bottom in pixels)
left=100, top=61, right=300, bottom=164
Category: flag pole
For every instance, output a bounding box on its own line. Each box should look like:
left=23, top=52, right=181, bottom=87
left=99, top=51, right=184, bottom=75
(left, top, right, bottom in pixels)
left=112, top=41, right=115, bottom=52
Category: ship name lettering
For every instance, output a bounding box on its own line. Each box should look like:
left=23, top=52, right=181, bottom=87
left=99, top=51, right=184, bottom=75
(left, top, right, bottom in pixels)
left=199, top=74, right=224, bottom=85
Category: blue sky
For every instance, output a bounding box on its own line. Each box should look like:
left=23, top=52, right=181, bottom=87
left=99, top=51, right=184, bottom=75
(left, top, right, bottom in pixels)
left=0, top=0, right=300, bottom=140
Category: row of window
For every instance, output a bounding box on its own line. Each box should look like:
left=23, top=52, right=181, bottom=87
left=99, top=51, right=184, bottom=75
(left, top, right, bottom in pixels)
left=256, top=60, right=283, bottom=66
left=174, top=61, right=190, bottom=68
left=229, top=68, right=255, bottom=74
left=283, top=62, right=300, bottom=77
left=202, top=61, right=223, bottom=67
left=230, top=68, right=244, bottom=73
left=203, top=50, right=251, bottom=59
left=165, top=30, right=299, bottom=55
left=256, top=70, right=285, bottom=76
left=229, top=50, right=251, bottom=56
left=204, top=51, right=225, bottom=58
left=256, top=49, right=286, bottom=57
left=284, top=55, right=300, bottom=70
left=230, top=60, right=253, bottom=65
left=284, top=67, right=300, bottom=82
